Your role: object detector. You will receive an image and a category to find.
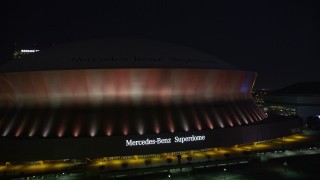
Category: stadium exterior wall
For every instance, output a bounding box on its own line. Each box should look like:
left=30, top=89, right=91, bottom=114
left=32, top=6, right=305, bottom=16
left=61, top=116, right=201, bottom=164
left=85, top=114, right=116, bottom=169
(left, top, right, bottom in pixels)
left=0, top=118, right=300, bottom=162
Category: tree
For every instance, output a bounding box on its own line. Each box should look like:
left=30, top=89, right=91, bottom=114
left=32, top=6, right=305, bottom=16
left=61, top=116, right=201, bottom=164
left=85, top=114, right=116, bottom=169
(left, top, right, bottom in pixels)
left=166, top=158, right=173, bottom=173
left=186, top=156, right=192, bottom=164
left=206, top=155, right=211, bottom=162
left=167, top=158, right=173, bottom=165
left=121, top=162, right=128, bottom=169
left=144, top=159, right=152, bottom=168
left=177, top=154, right=182, bottom=165
left=98, top=165, right=106, bottom=170
left=205, top=155, right=211, bottom=167
left=243, top=150, right=252, bottom=160
left=224, top=153, right=231, bottom=159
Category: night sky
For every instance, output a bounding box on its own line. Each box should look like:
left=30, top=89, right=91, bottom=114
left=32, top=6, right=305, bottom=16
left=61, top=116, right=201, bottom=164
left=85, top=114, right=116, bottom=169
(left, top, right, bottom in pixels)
left=1, top=0, right=319, bottom=90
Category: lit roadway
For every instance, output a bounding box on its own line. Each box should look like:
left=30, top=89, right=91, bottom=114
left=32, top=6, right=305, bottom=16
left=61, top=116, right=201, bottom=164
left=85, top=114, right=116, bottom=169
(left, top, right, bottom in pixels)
left=1, top=131, right=320, bottom=179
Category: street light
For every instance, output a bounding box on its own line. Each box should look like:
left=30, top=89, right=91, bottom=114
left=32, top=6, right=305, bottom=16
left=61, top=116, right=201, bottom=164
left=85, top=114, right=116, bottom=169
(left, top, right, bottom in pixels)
left=283, top=162, right=287, bottom=173
left=224, top=168, right=227, bottom=179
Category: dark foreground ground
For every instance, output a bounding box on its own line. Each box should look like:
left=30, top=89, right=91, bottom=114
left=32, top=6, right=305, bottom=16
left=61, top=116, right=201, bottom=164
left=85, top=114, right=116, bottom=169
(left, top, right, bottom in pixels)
left=112, top=154, right=320, bottom=180
left=7, top=153, right=320, bottom=179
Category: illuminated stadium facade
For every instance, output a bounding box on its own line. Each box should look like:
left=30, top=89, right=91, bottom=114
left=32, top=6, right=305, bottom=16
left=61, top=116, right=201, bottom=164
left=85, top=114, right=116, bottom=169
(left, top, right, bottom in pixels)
left=0, top=39, right=300, bottom=162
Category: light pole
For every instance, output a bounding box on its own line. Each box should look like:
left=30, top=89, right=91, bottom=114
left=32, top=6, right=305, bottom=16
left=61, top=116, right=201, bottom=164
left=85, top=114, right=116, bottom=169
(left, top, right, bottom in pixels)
left=224, top=168, right=227, bottom=179
left=283, top=162, right=287, bottom=173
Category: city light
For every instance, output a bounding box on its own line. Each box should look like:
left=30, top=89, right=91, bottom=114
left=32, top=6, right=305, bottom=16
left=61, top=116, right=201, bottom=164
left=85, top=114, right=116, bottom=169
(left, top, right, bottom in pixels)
left=20, top=49, right=39, bottom=53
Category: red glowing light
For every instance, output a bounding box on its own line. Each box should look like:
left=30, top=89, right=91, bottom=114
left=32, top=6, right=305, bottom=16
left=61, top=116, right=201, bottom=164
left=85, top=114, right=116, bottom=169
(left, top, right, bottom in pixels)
left=166, top=110, right=175, bottom=133
left=192, top=110, right=202, bottom=131
left=230, top=108, right=242, bottom=126
left=153, top=117, right=160, bottom=134
left=240, top=106, right=254, bottom=123
left=203, top=111, right=214, bottom=129
left=57, top=127, right=65, bottom=138
left=227, top=118, right=234, bottom=127
left=89, top=124, right=97, bottom=137
left=73, top=131, right=79, bottom=137
left=211, top=108, right=224, bottom=128
left=73, top=122, right=81, bottom=137
left=28, top=120, right=39, bottom=137
left=0, top=69, right=264, bottom=138
left=106, top=130, right=112, bottom=136
left=155, top=127, right=160, bottom=134
left=90, top=131, right=96, bottom=137
left=105, top=127, right=112, bottom=136
left=15, top=118, right=27, bottom=137
left=179, top=111, right=189, bottom=132
left=123, top=128, right=128, bottom=136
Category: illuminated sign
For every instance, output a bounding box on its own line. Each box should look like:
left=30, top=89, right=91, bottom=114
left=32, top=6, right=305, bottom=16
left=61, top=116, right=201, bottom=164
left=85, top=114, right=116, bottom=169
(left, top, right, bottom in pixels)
left=21, top=49, right=40, bottom=53
left=125, top=135, right=205, bottom=146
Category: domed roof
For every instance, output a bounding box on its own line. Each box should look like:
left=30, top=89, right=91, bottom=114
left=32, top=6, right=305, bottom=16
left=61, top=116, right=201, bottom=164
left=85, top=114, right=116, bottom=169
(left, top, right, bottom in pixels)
left=0, top=38, right=235, bottom=72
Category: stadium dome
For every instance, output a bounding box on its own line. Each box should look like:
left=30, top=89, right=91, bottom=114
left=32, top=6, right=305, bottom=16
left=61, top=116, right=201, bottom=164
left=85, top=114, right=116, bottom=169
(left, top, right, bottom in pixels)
left=0, top=38, right=235, bottom=72
left=0, top=39, right=298, bottom=162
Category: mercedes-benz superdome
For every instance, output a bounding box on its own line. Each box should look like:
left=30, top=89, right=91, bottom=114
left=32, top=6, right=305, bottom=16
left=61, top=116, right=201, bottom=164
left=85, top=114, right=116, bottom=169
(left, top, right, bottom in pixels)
left=0, top=39, right=300, bottom=161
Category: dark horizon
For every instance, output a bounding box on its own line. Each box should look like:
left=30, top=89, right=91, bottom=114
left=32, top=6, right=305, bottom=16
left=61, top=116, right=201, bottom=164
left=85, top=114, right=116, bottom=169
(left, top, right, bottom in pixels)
left=1, top=0, right=319, bottom=90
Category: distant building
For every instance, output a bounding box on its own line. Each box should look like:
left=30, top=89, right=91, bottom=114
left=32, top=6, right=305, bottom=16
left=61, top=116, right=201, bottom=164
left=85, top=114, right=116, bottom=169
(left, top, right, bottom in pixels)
left=13, top=49, right=40, bottom=59
left=265, top=82, right=320, bottom=120
left=252, top=89, right=269, bottom=108
left=306, top=115, right=320, bottom=129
